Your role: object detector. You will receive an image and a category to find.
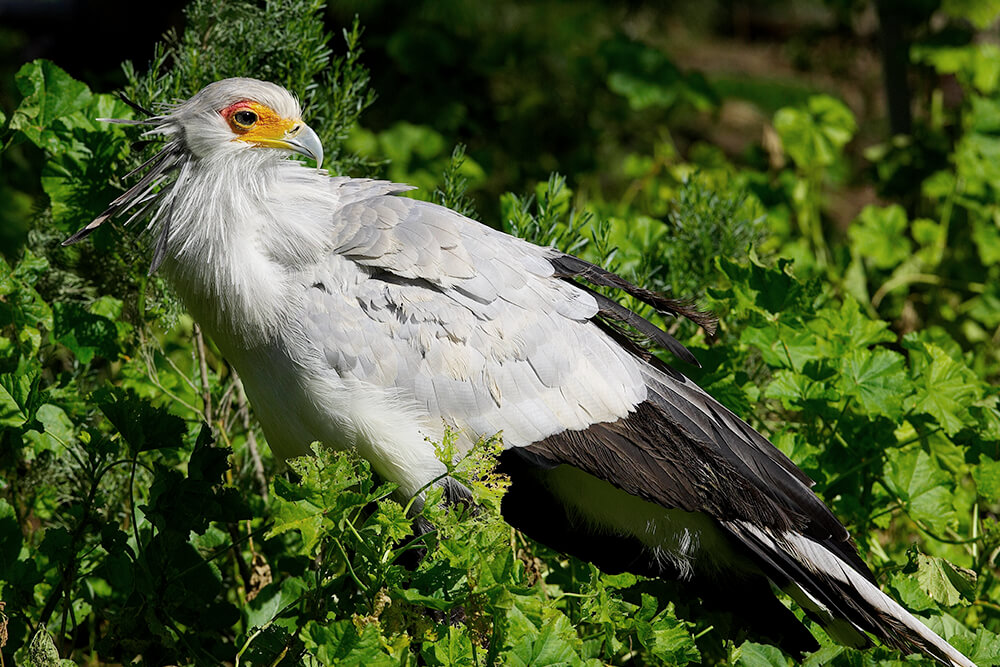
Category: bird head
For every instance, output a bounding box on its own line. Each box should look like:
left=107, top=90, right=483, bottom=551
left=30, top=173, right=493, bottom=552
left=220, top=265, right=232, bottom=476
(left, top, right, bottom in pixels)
left=63, top=78, right=324, bottom=255
left=166, top=78, right=323, bottom=168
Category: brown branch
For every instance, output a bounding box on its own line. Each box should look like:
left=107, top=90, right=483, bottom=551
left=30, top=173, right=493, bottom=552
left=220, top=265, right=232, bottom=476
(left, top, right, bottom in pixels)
left=192, top=323, right=213, bottom=426
left=232, top=368, right=269, bottom=501
left=227, top=522, right=253, bottom=596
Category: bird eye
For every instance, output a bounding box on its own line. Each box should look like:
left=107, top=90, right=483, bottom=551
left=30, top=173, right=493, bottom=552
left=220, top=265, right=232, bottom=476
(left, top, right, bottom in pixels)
left=232, top=110, right=258, bottom=128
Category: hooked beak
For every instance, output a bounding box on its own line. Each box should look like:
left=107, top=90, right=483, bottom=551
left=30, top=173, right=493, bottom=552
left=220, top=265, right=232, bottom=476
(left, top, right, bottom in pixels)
left=257, top=122, right=324, bottom=169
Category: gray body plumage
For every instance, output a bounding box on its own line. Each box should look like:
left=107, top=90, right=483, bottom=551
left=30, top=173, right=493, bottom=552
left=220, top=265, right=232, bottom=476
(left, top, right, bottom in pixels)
left=72, top=78, right=975, bottom=667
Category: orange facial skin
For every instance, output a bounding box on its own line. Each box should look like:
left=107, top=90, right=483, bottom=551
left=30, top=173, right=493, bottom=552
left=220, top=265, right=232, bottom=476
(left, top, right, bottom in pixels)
left=220, top=101, right=300, bottom=145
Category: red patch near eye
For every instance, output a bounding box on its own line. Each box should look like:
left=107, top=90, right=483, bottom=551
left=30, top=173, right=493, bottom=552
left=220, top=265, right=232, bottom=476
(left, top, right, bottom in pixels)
left=220, top=101, right=253, bottom=118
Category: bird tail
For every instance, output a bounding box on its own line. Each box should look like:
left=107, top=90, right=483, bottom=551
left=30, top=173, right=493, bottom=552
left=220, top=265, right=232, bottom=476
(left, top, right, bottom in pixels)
left=726, top=521, right=977, bottom=667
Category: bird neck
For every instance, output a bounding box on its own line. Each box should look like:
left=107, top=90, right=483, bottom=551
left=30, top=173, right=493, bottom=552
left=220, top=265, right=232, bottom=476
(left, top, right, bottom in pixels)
left=156, top=150, right=332, bottom=351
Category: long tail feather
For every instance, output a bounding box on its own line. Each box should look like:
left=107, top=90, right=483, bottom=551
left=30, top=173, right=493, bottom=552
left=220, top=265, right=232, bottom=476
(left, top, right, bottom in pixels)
left=727, top=522, right=977, bottom=667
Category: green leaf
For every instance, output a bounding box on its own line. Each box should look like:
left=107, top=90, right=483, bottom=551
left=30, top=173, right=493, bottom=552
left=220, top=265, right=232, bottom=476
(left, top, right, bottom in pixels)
left=941, top=0, right=1000, bottom=29
left=0, top=499, right=22, bottom=573
left=267, top=446, right=379, bottom=554
left=849, top=205, right=913, bottom=270
left=307, top=621, right=397, bottom=665
left=25, top=628, right=75, bottom=667
left=245, top=576, right=309, bottom=629
left=372, top=498, right=413, bottom=542
left=765, top=368, right=839, bottom=406
left=836, top=348, right=908, bottom=420
left=633, top=597, right=700, bottom=664
left=268, top=475, right=328, bottom=554
left=774, top=95, right=856, bottom=169
left=912, top=44, right=1000, bottom=94
left=914, top=553, right=976, bottom=607
left=951, top=627, right=1000, bottom=666
left=712, top=254, right=816, bottom=318
left=53, top=302, right=120, bottom=364
left=424, top=626, right=476, bottom=666
left=974, top=455, right=1000, bottom=502
left=600, top=36, right=717, bottom=112
left=741, top=322, right=821, bottom=371
left=23, top=403, right=77, bottom=453
left=9, top=60, right=92, bottom=152
left=903, top=338, right=981, bottom=435
left=884, top=449, right=957, bottom=533
left=0, top=369, right=40, bottom=428
left=736, top=641, right=791, bottom=667
left=889, top=571, right=937, bottom=612
left=972, top=216, right=1000, bottom=266
left=97, top=387, right=187, bottom=454
left=811, top=298, right=896, bottom=353
left=397, top=560, right=467, bottom=611
left=506, top=610, right=580, bottom=666
left=143, top=426, right=249, bottom=534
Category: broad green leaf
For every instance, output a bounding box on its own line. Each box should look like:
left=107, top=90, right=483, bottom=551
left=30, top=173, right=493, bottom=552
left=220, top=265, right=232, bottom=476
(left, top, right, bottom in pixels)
left=969, top=282, right=1000, bottom=329
left=972, top=216, right=1000, bottom=266
left=142, top=429, right=249, bottom=534
left=633, top=597, right=700, bottom=664
left=912, top=217, right=945, bottom=267
left=23, top=403, right=76, bottom=453
left=849, top=204, right=912, bottom=270
left=0, top=499, right=21, bottom=573
left=97, top=387, right=187, bottom=454
left=774, top=95, right=856, bottom=168
left=811, top=298, right=895, bottom=354
left=396, top=560, right=467, bottom=611
left=54, top=302, right=120, bottom=364
left=956, top=131, right=1000, bottom=198
left=244, top=576, right=309, bottom=629
left=974, top=455, right=1000, bottom=502
left=941, top=0, right=1000, bottom=30
left=912, top=44, right=1000, bottom=93
left=0, top=370, right=40, bottom=428
left=425, top=626, right=476, bottom=666
left=741, top=322, right=821, bottom=371
left=765, top=368, right=839, bottom=406
left=737, top=641, right=791, bottom=667
left=267, top=446, right=376, bottom=553
left=25, top=628, right=76, bottom=667
left=506, top=608, right=580, bottom=666
left=372, top=497, right=413, bottom=541
left=884, top=449, right=957, bottom=532
left=9, top=60, right=92, bottom=151
left=914, top=553, right=975, bottom=607
left=951, top=627, right=1000, bottom=666
left=836, top=348, right=908, bottom=419
left=307, top=621, right=397, bottom=665
left=712, top=255, right=817, bottom=318
left=889, top=571, right=937, bottom=612
left=600, top=36, right=717, bottom=112
left=903, top=338, right=980, bottom=435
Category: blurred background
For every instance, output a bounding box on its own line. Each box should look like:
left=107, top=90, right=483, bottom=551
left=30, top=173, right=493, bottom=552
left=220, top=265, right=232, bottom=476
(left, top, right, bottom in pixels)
left=0, top=0, right=983, bottom=246
left=3, top=2, right=1000, bottom=664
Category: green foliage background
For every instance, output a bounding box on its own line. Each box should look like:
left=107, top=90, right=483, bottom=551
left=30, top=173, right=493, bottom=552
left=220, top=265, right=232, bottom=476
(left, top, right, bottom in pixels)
left=1, top=1, right=1000, bottom=665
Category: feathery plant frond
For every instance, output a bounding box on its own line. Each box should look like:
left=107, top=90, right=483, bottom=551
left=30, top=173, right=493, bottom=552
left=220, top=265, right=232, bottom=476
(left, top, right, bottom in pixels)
left=658, top=175, right=766, bottom=301
left=122, top=0, right=377, bottom=177
left=434, top=144, right=480, bottom=220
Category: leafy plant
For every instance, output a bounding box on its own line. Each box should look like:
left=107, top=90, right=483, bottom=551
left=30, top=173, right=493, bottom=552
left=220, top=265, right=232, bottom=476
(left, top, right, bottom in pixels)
left=2, top=0, right=1000, bottom=665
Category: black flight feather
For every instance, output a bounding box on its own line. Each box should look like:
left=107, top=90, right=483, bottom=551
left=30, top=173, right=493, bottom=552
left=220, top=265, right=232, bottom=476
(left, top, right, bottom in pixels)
left=116, top=91, right=157, bottom=118
left=588, top=287, right=701, bottom=367
left=549, top=252, right=718, bottom=334
left=62, top=143, right=182, bottom=247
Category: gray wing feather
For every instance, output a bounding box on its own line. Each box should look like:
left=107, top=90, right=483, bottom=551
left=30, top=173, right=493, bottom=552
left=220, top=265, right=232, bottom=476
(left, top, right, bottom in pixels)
left=302, top=181, right=870, bottom=573
left=300, top=186, right=644, bottom=448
